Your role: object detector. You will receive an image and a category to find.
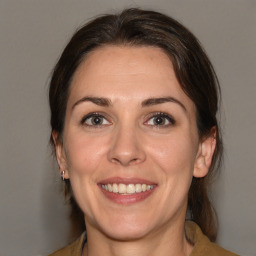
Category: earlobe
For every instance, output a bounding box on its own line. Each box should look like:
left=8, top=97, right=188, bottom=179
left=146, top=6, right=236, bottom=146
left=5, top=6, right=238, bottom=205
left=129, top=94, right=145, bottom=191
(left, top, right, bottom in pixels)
left=52, top=131, right=70, bottom=179
left=193, top=128, right=217, bottom=178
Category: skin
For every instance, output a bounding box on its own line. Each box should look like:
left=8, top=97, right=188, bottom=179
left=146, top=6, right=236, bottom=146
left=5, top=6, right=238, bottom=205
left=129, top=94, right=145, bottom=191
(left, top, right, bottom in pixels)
left=54, top=46, right=216, bottom=256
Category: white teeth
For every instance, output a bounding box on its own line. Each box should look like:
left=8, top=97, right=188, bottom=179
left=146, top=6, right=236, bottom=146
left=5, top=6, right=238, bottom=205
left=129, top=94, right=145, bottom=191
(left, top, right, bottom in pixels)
left=112, top=183, right=118, bottom=193
left=118, top=184, right=127, bottom=193
left=135, top=184, right=142, bottom=193
left=101, top=183, right=155, bottom=194
left=127, top=184, right=135, bottom=194
left=147, top=185, right=152, bottom=191
left=107, top=184, right=112, bottom=192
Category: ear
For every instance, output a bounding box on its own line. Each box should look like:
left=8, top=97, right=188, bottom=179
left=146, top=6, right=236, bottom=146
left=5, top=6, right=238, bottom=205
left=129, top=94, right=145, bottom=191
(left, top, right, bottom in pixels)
left=193, top=127, right=217, bottom=178
left=52, top=131, right=70, bottom=179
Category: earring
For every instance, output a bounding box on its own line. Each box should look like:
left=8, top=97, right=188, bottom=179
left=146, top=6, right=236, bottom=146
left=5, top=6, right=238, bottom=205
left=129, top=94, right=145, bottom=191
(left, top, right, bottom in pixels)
left=61, top=170, right=65, bottom=181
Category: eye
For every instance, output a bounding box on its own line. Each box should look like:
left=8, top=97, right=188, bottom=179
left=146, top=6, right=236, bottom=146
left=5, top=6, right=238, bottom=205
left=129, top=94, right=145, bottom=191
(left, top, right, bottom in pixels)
left=81, top=113, right=111, bottom=127
left=145, top=113, right=175, bottom=127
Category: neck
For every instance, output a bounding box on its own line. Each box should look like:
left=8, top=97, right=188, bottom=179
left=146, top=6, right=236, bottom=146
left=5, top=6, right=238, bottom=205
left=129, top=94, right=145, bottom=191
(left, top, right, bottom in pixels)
left=83, top=221, right=193, bottom=256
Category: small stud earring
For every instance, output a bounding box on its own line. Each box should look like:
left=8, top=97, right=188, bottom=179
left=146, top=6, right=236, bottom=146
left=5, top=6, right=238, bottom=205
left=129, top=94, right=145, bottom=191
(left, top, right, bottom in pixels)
left=61, top=170, right=65, bottom=181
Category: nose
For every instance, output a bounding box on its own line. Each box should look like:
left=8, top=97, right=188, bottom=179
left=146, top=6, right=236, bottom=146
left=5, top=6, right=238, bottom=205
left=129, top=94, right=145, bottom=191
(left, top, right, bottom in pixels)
left=107, top=124, right=146, bottom=166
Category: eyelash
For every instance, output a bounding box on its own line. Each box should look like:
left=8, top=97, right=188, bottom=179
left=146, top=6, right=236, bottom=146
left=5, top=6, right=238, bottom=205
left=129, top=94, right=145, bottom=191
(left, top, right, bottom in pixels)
left=80, top=112, right=175, bottom=128
left=145, top=112, right=176, bottom=127
left=81, top=112, right=111, bottom=127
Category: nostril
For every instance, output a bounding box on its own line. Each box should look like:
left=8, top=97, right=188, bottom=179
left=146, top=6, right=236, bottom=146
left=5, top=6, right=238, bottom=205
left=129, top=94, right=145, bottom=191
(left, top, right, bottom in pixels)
left=107, top=130, right=146, bottom=166
left=111, top=158, right=119, bottom=164
left=110, top=156, right=140, bottom=166
left=130, top=158, right=140, bottom=164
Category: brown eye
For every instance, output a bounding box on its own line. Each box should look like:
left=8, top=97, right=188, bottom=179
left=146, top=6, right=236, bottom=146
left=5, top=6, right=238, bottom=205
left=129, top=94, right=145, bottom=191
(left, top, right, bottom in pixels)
left=90, top=116, right=103, bottom=125
left=81, top=113, right=111, bottom=127
left=153, top=116, right=166, bottom=125
left=146, top=113, right=175, bottom=127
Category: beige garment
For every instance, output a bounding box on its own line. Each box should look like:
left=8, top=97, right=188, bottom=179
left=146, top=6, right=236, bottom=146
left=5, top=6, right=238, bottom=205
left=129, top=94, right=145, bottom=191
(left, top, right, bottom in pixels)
left=49, top=221, right=239, bottom=256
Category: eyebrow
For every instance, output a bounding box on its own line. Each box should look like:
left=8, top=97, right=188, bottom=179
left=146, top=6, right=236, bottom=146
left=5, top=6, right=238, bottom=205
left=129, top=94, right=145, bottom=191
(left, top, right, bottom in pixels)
left=142, top=97, right=187, bottom=112
left=72, top=96, right=112, bottom=110
left=72, top=96, right=186, bottom=112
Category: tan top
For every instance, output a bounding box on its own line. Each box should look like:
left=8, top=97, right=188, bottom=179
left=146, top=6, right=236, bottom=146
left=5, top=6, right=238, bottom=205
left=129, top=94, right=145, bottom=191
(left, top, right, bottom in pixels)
left=49, top=221, right=239, bottom=256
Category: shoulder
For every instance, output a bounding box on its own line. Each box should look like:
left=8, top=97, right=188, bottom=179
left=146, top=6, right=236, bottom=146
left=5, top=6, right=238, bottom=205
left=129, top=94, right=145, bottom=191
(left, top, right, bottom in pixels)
left=48, top=233, right=85, bottom=256
left=185, top=221, right=239, bottom=256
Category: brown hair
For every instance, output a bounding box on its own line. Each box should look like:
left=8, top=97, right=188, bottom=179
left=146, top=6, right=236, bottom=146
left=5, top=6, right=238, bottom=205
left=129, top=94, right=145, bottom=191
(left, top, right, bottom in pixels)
left=49, top=8, right=222, bottom=241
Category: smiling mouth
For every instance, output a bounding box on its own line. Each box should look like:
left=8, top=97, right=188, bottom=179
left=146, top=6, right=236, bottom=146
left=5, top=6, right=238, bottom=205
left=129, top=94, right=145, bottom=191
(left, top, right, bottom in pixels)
left=101, top=183, right=155, bottom=195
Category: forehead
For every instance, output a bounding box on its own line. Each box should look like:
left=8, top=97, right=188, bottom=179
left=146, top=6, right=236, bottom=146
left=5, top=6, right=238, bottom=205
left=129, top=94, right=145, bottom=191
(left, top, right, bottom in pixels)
left=68, top=45, right=194, bottom=110
left=77, top=45, right=172, bottom=76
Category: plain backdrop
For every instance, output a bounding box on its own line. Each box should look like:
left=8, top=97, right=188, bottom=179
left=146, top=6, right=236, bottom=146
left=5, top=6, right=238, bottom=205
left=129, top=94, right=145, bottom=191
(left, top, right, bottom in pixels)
left=0, top=1, right=255, bottom=256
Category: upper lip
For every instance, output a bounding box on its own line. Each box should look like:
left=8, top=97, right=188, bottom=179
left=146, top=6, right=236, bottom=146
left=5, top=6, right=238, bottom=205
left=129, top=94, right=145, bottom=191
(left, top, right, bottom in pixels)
left=98, top=177, right=157, bottom=185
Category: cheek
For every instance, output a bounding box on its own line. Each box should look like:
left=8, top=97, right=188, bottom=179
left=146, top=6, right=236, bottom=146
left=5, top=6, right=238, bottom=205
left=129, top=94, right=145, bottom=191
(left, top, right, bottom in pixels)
left=63, top=132, right=111, bottom=216
left=64, top=131, right=109, bottom=177
left=146, top=132, right=198, bottom=176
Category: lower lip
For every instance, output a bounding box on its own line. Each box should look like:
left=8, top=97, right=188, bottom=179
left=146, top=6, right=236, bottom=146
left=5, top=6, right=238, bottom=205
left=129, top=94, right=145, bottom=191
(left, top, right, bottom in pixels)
left=99, top=186, right=156, bottom=205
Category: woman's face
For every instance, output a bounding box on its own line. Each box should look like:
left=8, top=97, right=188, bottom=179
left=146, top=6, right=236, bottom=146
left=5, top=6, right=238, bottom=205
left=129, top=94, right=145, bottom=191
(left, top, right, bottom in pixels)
left=55, top=46, right=214, bottom=240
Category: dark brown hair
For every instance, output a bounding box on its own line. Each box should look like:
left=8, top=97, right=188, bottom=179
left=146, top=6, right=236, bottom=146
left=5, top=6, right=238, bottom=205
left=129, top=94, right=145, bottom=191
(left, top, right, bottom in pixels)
left=49, top=8, right=222, bottom=241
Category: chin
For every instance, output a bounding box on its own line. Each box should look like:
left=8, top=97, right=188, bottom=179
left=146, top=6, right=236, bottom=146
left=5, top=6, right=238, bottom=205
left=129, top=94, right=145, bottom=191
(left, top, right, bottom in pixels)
left=93, top=214, right=153, bottom=241
left=103, top=224, right=151, bottom=241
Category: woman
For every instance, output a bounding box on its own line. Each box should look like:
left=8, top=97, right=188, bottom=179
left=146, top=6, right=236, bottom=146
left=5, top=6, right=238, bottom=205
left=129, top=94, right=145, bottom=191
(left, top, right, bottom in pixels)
left=49, top=8, right=238, bottom=256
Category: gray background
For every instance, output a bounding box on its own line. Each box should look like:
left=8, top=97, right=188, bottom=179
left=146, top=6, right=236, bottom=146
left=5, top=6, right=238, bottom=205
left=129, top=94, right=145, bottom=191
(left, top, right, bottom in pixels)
left=0, top=1, right=255, bottom=256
